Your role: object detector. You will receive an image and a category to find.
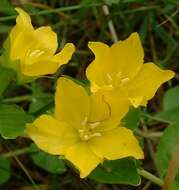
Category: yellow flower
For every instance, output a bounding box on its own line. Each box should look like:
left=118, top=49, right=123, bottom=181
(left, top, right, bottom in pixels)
left=8, top=8, right=75, bottom=77
left=86, top=32, right=175, bottom=107
left=26, top=77, right=143, bottom=178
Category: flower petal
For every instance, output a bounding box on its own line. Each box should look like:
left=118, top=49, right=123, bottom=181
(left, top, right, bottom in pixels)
left=111, top=32, right=144, bottom=79
left=99, top=89, right=130, bottom=131
left=32, top=26, right=58, bottom=55
left=21, top=43, right=75, bottom=76
left=26, top=114, right=79, bottom=155
left=22, top=55, right=71, bottom=76
left=126, top=63, right=175, bottom=107
left=52, top=43, right=75, bottom=65
left=89, top=127, right=144, bottom=160
left=55, top=77, right=90, bottom=128
left=86, top=42, right=113, bottom=92
left=65, top=142, right=102, bottom=178
left=89, top=91, right=110, bottom=123
left=21, top=58, right=58, bottom=76
left=10, top=7, right=34, bottom=60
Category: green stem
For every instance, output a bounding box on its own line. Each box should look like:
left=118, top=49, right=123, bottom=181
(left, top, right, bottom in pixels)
left=141, top=112, right=172, bottom=124
left=138, top=169, right=163, bottom=186
left=3, top=146, right=37, bottom=190
left=2, top=95, right=33, bottom=103
left=0, top=3, right=102, bottom=22
left=136, top=130, right=163, bottom=138
left=2, top=148, right=164, bottom=187
left=2, top=147, right=32, bottom=158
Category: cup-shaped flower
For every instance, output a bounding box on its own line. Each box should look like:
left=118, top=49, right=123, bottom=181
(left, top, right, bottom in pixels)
left=3, top=8, right=75, bottom=79
left=86, top=32, right=175, bottom=107
left=26, top=77, right=143, bottom=178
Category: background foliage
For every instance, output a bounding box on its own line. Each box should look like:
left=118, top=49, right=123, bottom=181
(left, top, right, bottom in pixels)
left=0, top=0, right=179, bottom=189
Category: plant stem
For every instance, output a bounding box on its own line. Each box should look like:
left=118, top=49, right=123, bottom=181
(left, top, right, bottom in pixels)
left=162, top=144, right=179, bottom=190
left=0, top=3, right=102, bottom=22
left=138, top=169, right=163, bottom=186
left=136, top=130, right=163, bottom=138
left=2, top=95, right=33, bottom=103
left=141, top=112, right=172, bottom=124
left=4, top=146, right=38, bottom=190
left=2, top=147, right=32, bottom=158
left=102, top=5, right=118, bottom=43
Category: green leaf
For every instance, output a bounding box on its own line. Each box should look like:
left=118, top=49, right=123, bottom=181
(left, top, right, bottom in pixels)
left=122, top=107, right=140, bottom=130
left=0, top=104, right=33, bottom=139
left=155, top=86, right=179, bottom=123
left=30, top=144, right=66, bottom=174
left=155, top=120, right=179, bottom=189
left=156, top=107, right=179, bottom=123
left=89, top=158, right=141, bottom=186
left=0, top=0, right=16, bottom=15
left=0, top=25, right=11, bottom=34
left=104, top=0, right=144, bottom=5
left=0, top=156, right=11, bottom=185
left=29, top=83, right=54, bottom=114
left=0, top=66, right=14, bottom=95
left=163, top=86, right=179, bottom=111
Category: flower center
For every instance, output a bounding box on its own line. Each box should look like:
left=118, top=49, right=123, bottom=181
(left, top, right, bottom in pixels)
left=78, top=117, right=102, bottom=141
left=106, top=72, right=130, bottom=88
left=24, top=49, right=45, bottom=65
left=29, top=49, right=45, bottom=57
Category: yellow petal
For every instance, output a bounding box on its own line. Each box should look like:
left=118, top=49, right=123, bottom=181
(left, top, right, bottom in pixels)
left=26, top=115, right=79, bottom=155
left=21, top=57, right=59, bottom=76
left=111, top=32, right=144, bottom=79
left=33, top=26, right=58, bottom=55
left=99, top=89, right=130, bottom=131
left=86, top=42, right=113, bottom=92
left=65, top=142, right=102, bottom=178
left=126, top=63, right=175, bottom=107
left=21, top=43, right=75, bottom=77
left=89, top=91, right=110, bottom=123
left=89, top=127, right=144, bottom=160
left=52, top=43, right=75, bottom=65
left=10, top=7, right=34, bottom=60
left=55, top=77, right=90, bottom=128
left=15, top=8, right=33, bottom=29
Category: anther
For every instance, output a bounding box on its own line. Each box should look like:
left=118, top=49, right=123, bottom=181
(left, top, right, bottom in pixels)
left=89, top=122, right=101, bottom=129
left=107, top=74, right=113, bottom=82
left=81, top=117, right=88, bottom=126
left=91, top=132, right=102, bottom=137
left=83, top=135, right=89, bottom=140
left=121, top=77, right=129, bottom=84
left=78, top=129, right=84, bottom=133
left=29, top=49, right=44, bottom=57
left=116, top=72, right=122, bottom=79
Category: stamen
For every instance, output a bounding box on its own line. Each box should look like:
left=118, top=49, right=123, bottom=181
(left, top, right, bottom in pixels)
left=78, top=129, right=84, bottom=133
left=103, top=84, right=113, bottom=90
left=121, top=77, right=129, bottom=84
left=107, top=74, right=113, bottom=82
left=29, top=49, right=44, bottom=57
left=91, top=132, right=102, bottom=137
left=83, top=135, right=89, bottom=140
left=89, top=122, right=101, bottom=129
left=81, top=117, right=88, bottom=126
left=116, top=72, right=122, bottom=79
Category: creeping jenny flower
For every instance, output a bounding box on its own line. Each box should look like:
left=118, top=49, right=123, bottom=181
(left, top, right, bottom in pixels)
left=26, top=77, right=143, bottom=178
left=7, top=8, right=75, bottom=77
left=86, top=32, right=175, bottom=107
